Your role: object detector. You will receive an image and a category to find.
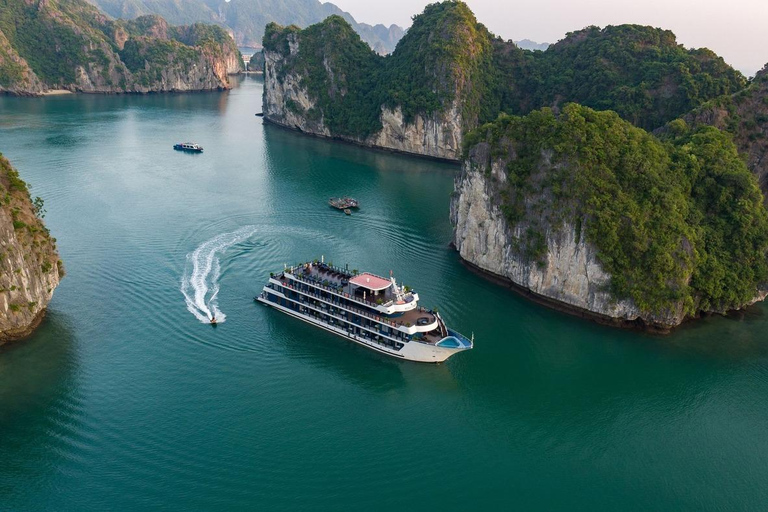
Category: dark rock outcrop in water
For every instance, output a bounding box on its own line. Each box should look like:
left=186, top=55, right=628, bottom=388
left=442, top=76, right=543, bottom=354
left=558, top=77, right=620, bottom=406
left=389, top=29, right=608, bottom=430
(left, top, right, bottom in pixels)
left=0, top=0, right=243, bottom=96
left=0, top=154, right=62, bottom=342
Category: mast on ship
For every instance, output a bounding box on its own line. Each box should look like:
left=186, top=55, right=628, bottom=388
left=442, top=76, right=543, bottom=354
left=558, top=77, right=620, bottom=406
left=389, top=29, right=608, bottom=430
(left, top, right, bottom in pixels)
left=389, top=270, right=405, bottom=302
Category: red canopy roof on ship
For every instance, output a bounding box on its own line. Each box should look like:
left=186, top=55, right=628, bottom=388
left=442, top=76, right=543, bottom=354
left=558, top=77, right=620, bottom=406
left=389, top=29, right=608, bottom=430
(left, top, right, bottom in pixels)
left=350, top=273, right=391, bottom=291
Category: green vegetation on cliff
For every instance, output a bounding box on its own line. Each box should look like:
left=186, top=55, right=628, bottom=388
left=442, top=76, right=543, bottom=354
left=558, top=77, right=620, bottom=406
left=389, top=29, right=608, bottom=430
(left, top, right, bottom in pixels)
left=265, top=1, right=745, bottom=140
left=119, top=37, right=199, bottom=86
left=0, top=0, right=241, bottom=93
left=521, top=25, right=746, bottom=131
left=0, top=0, right=99, bottom=85
left=265, top=18, right=383, bottom=138
left=0, top=153, right=61, bottom=275
left=464, top=104, right=768, bottom=315
left=666, top=65, right=768, bottom=199
left=264, top=1, right=496, bottom=138
left=381, top=1, right=494, bottom=129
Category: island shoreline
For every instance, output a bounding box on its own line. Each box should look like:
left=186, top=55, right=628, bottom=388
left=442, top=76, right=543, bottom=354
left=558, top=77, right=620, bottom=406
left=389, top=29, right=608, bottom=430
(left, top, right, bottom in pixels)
left=262, top=117, right=462, bottom=165
left=0, top=308, right=47, bottom=345
left=454, top=251, right=768, bottom=334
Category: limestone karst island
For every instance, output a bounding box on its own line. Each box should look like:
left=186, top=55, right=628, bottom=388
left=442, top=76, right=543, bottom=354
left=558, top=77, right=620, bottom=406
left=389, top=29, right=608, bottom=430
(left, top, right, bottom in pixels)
left=2, top=0, right=768, bottom=509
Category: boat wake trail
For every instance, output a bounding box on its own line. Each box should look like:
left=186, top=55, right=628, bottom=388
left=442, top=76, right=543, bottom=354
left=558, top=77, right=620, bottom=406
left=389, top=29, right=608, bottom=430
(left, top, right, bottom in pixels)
left=181, top=226, right=257, bottom=324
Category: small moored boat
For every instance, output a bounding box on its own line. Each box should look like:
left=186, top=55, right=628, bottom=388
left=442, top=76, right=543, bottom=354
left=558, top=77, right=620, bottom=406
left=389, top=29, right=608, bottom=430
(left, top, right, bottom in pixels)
left=174, top=142, right=204, bottom=153
left=342, top=196, right=359, bottom=208
left=329, top=197, right=359, bottom=210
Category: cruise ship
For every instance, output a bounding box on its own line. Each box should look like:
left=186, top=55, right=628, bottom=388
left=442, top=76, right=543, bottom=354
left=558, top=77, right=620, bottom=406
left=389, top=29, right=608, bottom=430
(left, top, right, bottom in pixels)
left=256, top=260, right=473, bottom=362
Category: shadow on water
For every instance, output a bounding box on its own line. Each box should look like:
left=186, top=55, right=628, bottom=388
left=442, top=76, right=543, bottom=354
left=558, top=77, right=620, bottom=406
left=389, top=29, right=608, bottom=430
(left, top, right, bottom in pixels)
left=440, top=251, right=768, bottom=424
left=262, top=122, right=457, bottom=177
left=0, top=311, right=78, bottom=498
left=260, top=306, right=411, bottom=393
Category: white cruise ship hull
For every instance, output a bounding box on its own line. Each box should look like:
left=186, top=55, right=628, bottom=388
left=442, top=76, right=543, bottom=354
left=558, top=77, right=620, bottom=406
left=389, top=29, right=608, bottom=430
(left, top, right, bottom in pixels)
left=256, top=295, right=468, bottom=363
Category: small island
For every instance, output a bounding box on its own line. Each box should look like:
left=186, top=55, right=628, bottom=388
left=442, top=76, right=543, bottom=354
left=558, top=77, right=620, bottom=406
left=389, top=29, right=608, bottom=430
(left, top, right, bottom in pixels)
left=0, top=0, right=243, bottom=96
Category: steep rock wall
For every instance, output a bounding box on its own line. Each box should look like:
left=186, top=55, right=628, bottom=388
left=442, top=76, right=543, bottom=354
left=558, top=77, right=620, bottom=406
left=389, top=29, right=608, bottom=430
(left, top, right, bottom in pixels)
left=0, top=155, right=62, bottom=342
left=450, top=143, right=701, bottom=329
left=0, top=2, right=243, bottom=95
left=263, top=41, right=331, bottom=136
left=263, top=45, right=463, bottom=161
left=369, top=103, right=462, bottom=160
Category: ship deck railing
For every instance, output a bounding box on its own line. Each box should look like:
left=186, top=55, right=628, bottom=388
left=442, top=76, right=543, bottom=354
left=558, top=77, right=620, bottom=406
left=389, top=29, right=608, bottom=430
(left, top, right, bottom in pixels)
left=262, top=289, right=446, bottom=347
left=279, top=264, right=415, bottom=310
left=278, top=293, right=407, bottom=349
left=274, top=276, right=436, bottom=332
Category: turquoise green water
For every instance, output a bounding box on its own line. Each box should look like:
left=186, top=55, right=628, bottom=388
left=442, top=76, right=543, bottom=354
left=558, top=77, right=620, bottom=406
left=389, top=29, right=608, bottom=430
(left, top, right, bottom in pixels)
left=1, top=77, right=768, bottom=510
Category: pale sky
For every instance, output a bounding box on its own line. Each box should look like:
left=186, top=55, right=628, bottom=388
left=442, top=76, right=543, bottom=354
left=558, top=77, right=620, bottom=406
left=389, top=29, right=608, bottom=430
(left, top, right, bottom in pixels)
left=331, top=0, right=768, bottom=76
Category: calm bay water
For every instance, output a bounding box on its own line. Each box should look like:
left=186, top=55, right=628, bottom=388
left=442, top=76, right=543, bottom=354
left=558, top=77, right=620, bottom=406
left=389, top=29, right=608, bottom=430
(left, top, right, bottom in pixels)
left=1, top=77, right=768, bottom=510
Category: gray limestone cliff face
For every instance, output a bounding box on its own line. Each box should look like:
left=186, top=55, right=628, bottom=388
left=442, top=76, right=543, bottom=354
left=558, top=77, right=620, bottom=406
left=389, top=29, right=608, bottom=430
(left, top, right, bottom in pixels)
left=263, top=38, right=331, bottom=136
left=69, top=41, right=240, bottom=94
left=0, top=23, right=241, bottom=96
left=0, top=156, right=62, bottom=343
left=369, top=102, right=462, bottom=160
left=263, top=39, right=463, bottom=161
left=0, top=209, right=61, bottom=341
left=449, top=143, right=688, bottom=329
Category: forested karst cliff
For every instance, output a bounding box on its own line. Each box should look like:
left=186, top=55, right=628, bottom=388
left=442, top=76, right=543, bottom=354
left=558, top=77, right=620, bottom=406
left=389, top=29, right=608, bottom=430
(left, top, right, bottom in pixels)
left=452, top=106, right=768, bottom=329
left=262, top=1, right=744, bottom=161
left=86, top=0, right=405, bottom=53
left=0, top=154, right=62, bottom=342
left=0, top=0, right=243, bottom=95
left=263, top=2, right=494, bottom=160
left=517, top=25, right=745, bottom=131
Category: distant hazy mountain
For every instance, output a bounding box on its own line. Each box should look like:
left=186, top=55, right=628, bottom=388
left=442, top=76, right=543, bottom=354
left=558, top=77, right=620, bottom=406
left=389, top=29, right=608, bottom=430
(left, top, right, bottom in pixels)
left=514, top=39, right=550, bottom=51
left=87, top=0, right=405, bottom=53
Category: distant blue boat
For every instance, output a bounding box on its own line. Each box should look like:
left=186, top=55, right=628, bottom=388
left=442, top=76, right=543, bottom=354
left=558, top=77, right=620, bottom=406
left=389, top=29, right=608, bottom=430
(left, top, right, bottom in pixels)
left=173, top=142, right=203, bottom=153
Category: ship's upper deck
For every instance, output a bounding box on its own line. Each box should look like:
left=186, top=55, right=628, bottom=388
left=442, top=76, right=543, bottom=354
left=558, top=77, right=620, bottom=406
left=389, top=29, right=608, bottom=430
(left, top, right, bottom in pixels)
left=282, top=262, right=418, bottom=311
left=268, top=261, right=453, bottom=341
